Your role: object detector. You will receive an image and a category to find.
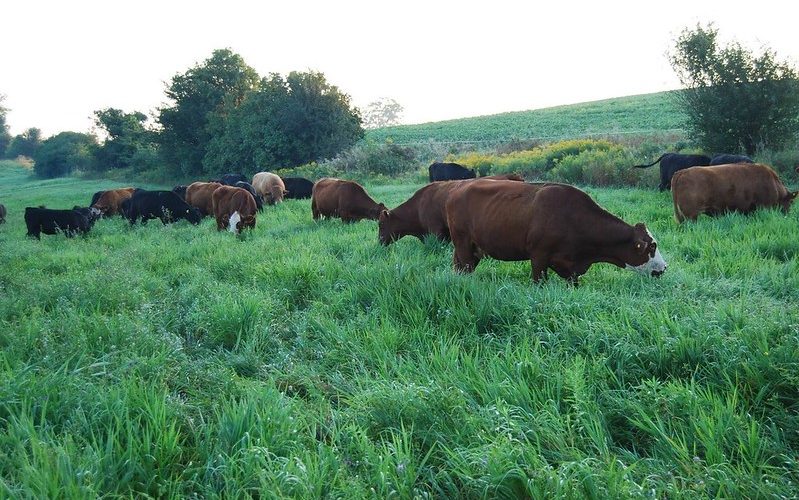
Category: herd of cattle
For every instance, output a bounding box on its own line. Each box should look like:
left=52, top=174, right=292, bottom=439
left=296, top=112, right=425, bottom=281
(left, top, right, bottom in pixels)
left=2, top=156, right=797, bottom=285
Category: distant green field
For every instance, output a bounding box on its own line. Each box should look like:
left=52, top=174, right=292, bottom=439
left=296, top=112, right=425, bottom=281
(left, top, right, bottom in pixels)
left=366, top=91, right=687, bottom=145
left=2, top=162, right=799, bottom=497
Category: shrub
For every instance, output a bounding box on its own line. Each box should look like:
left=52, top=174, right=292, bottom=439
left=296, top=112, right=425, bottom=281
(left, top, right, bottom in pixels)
left=319, top=140, right=418, bottom=177
left=32, top=132, right=97, bottom=178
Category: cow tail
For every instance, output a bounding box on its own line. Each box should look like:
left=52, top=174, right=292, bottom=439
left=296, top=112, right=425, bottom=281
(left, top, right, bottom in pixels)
left=633, top=154, right=666, bottom=169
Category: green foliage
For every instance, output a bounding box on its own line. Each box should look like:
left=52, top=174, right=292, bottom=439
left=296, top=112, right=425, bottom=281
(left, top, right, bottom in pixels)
left=93, top=109, right=157, bottom=172
left=451, top=139, right=653, bottom=186
left=0, top=94, right=10, bottom=157
left=203, top=71, right=364, bottom=175
left=32, top=131, right=97, bottom=178
left=5, top=127, right=42, bottom=159
left=156, top=49, right=260, bottom=177
left=2, top=164, right=799, bottom=496
left=320, top=139, right=417, bottom=177
left=367, top=91, right=688, bottom=145
left=670, top=23, right=799, bottom=155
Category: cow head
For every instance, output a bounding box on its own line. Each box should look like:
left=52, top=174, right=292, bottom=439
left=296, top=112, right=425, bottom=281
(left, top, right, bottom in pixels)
left=377, top=209, right=397, bottom=245
left=623, top=223, right=667, bottom=277
left=227, top=212, right=241, bottom=233
left=185, top=207, right=202, bottom=225
left=780, top=191, right=798, bottom=213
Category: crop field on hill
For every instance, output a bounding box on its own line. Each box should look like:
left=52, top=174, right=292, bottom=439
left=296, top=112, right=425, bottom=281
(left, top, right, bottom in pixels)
left=1, top=163, right=799, bottom=497
left=366, top=92, right=688, bottom=145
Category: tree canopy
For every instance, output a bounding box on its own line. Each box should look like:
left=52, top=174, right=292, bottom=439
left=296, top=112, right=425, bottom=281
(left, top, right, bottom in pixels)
left=203, top=70, right=364, bottom=175
left=156, top=49, right=260, bottom=177
left=669, top=23, right=799, bottom=155
left=33, top=132, right=97, bottom=178
left=93, top=108, right=155, bottom=171
left=6, top=127, right=42, bottom=159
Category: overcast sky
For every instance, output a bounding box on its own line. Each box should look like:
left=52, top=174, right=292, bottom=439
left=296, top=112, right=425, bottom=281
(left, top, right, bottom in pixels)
left=2, top=0, right=797, bottom=137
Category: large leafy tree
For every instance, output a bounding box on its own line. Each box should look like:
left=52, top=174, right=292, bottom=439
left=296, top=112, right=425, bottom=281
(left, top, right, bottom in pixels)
left=157, top=49, right=259, bottom=177
left=362, top=97, right=404, bottom=129
left=93, top=108, right=155, bottom=171
left=204, top=71, right=364, bottom=174
left=6, top=127, right=42, bottom=158
left=670, top=24, right=799, bottom=155
left=0, top=94, right=11, bottom=157
left=33, top=132, right=97, bottom=178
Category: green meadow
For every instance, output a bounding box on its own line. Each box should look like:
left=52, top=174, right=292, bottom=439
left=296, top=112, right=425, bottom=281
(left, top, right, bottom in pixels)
left=1, top=161, right=799, bottom=498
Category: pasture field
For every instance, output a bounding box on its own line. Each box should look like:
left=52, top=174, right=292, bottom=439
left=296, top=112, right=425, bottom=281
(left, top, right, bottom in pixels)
left=365, top=92, right=687, bottom=145
left=1, top=163, right=799, bottom=498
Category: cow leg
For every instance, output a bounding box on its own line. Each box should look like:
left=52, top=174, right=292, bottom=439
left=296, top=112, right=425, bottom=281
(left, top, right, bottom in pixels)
left=530, top=253, right=550, bottom=282
left=451, top=233, right=479, bottom=273
left=311, top=199, right=320, bottom=220
left=216, top=216, right=225, bottom=231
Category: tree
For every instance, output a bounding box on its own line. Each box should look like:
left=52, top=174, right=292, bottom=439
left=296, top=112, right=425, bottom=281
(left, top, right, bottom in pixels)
left=6, top=127, right=42, bottom=159
left=362, top=98, right=404, bottom=129
left=93, top=108, right=155, bottom=171
left=33, top=132, right=97, bottom=178
left=669, top=23, right=799, bottom=155
left=156, top=49, right=259, bottom=177
left=204, top=71, right=364, bottom=174
left=0, top=94, right=11, bottom=158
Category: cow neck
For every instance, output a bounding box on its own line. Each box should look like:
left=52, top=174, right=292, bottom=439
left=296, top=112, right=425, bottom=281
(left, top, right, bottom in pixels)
left=390, top=194, right=424, bottom=237
left=583, top=207, right=636, bottom=245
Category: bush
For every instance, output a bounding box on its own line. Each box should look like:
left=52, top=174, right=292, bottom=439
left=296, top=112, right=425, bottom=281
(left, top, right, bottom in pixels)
left=320, top=140, right=418, bottom=177
left=32, top=132, right=97, bottom=178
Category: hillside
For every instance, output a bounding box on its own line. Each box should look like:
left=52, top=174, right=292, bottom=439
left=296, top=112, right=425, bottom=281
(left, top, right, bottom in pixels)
left=366, top=91, right=687, bottom=145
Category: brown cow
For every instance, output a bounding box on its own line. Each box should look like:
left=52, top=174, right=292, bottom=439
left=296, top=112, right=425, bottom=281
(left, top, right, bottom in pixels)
left=672, top=163, right=798, bottom=223
left=311, top=178, right=387, bottom=223
left=378, top=174, right=526, bottom=245
left=91, top=187, right=136, bottom=216
left=186, top=181, right=222, bottom=216
left=252, top=172, right=287, bottom=205
left=445, top=179, right=667, bottom=285
left=211, top=185, right=257, bottom=233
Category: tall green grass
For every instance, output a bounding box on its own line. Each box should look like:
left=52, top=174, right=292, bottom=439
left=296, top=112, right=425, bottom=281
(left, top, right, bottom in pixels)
left=1, top=163, right=798, bottom=497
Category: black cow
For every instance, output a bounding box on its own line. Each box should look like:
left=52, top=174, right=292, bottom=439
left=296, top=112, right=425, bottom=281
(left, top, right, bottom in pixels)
left=0, top=203, right=6, bottom=224
left=234, top=181, right=264, bottom=211
left=281, top=177, right=314, bottom=199
left=633, top=153, right=712, bottom=191
left=24, top=206, right=100, bottom=239
left=121, top=190, right=202, bottom=225
left=710, top=154, right=754, bottom=165
left=219, top=173, right=248, bottom=186
left=172, top=185, right=188, bottom=201
left=90, top=190, right=106, bottom=207
left=428, top=162, right=476, bottom=182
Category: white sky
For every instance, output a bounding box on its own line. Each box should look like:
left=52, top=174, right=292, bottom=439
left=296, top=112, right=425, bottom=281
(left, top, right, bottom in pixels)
left=2, top=0, right=797, bottom=137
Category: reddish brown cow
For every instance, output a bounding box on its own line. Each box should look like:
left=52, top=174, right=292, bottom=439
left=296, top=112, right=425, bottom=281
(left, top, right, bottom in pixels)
left=672, top=163, right=798, bottom=223
left=378, top=174, right=526, bottom=245
left=445, top=179, right=667, bottom=285
left=91, top=187, right=136, bottom=216
left=211, top=185, right=257, bottom=233
left=311, top=178, right=387, bottom=223
left=186, top=182, right=222, bottom=216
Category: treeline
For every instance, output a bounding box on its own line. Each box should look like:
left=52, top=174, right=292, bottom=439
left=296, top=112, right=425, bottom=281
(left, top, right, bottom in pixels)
left=0, top=49, right=364, bottom=180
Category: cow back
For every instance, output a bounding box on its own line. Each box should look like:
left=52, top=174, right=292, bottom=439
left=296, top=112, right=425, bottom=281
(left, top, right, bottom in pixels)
left=186, top=182, right=222, bottom=215
left=282, top=177, right=314, bottom=199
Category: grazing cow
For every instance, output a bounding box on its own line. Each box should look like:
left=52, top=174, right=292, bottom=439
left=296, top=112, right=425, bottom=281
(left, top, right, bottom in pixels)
left=219, top=173, right=249, bottom=186
left=172, top=185, right=188, bottom=201
left=710, top=154, right=754, bottom=165
left=312, top=178, right=387, bottom=222
left=252, top=172, right=287, bottom=205
left=281, top=177, right=315, bottom=199
left=672, top=163, right=798, bottom=223
left=634, top=153, right=711, bottom=191
left=186, top=182, right=222, bottom=216
left=445, top=180, right=667, bottom=285
left=212, top=185, right=257, bottom=233
left=428, top=162, right=476, bottom=182
left=90, top=190, right=106, bottom=207
left=121, top=190, right=202, bottom=225
left=24, top=206, right=100, bottom=239
left=378, top=174, right=526, bottom=245
left=0, top=203, right=5, bottom=224
left=234, top=181, right=264, bottom=212
left=91, top=187, right=137, bottom=216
